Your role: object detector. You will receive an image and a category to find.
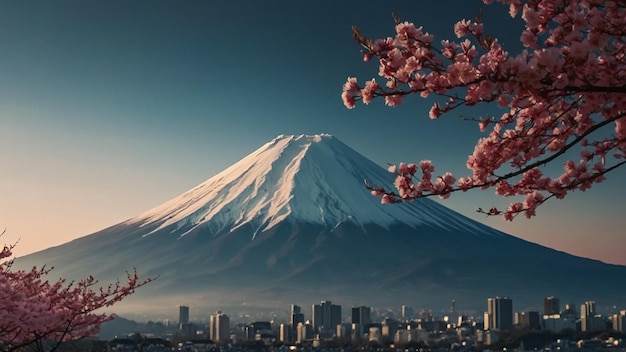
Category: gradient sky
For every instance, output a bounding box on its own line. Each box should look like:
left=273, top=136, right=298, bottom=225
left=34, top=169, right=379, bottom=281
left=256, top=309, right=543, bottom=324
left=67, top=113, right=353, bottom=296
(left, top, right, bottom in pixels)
left=1, top=0, right=625, bottom=266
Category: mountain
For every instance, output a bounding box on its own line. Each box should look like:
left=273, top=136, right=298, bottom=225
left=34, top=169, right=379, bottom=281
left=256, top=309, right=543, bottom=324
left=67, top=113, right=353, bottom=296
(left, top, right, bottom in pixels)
left=15, top=134, right=626, bottom=316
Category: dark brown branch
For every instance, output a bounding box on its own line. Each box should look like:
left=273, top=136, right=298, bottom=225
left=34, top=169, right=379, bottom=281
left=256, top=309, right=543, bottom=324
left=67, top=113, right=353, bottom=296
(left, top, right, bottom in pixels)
left=492, top=112, right=626, bottom=182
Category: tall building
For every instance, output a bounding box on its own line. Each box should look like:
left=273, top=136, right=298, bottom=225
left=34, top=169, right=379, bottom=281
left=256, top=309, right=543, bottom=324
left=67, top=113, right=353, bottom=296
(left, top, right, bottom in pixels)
left=322, top=300, right=333, bottom=333
left=581, top=301, right=596, bottom=318
left=312, top=300, right=342, bottom=335
left=352, top=306, right=371, bottom=325
left=485, top=297, right=513, bottom=330
left=352, top=306, right=371, bottom=338
left=611, top=310, right=626, bottom=333
left=217, top=312, right=230, bottom=342
left=580, top=301, right=604, bottom=332
left=179, top=305, right=190, bottom=325
left=401, top=305, right=413, bottom=322
left=544, top=296, right=560, bottom=315
left=312, top=304, right=322, bottom=332
left=279, top=323, right=291, bottom=342
left=291, top=305, right=304, bottom=330
left=296, top=322, right=313, bottom=343
left=331, top=304, right=342, bottom=331
left=210, top=311, right=230, bottom=342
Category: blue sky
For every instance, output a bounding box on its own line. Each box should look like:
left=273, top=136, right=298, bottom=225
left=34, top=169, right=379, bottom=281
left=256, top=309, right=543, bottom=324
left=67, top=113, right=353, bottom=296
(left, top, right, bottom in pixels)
left=1, top=0, right=625, bottom=265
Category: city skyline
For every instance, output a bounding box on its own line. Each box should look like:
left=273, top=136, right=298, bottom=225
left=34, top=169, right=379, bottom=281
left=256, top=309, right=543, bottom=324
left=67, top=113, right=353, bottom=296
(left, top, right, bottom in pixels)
left=161, top=294, right=622, bottom=327
left=116, top=295, right=624, bottom=350
left=93, top=294, right=626, bottom=349
left=1, top=0, right=625, bottom=266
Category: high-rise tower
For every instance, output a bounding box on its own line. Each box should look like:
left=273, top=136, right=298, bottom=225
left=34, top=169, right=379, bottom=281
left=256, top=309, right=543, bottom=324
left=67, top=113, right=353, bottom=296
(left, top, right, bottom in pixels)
left=209, top=311, right=230, bottom=342
left=581, top=301, right=596, bottom=318
left=401, top=305, right=413, bottom=322
left=291, top=304, right=304, bottom=330
left=312, top=300, right=341, bottom=335
left=485, top=297, right=513, bottom=330
left=179, top=305, right=190, bottom=325
left=352, top=306, right=371, bottom=325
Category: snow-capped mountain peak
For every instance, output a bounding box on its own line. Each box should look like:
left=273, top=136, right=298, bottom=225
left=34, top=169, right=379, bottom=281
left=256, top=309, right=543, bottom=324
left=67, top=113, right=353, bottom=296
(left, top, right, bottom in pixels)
left=127, top=134, right=485, bottom=237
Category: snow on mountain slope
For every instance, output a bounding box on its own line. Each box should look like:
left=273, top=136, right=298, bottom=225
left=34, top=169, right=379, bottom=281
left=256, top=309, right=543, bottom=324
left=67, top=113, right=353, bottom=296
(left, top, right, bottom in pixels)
left=127, top=134, right=493, bottom=238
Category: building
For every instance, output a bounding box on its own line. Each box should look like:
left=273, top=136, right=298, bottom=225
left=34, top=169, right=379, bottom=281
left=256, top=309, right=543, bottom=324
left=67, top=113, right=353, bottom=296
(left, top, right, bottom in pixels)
left=279, top=323, right=291, bottom=342
left=291, top=304, right=304, bottom=330
left=401, top=305, right=413, bottom=322
left=381, top=317, right=399, bottom=340
left=515, top=311, right=541, bottom=330
left=296, top=322, right=313, bottom=343
left=179, top=305, right=190, bottom=325
left=312, top=304, right=322, bottom=332
left=611, top=310, right=626, bottom=332
left=312, top=300, right=341, bottom=335
left=179, top=323, right=195, bottom=338
left=331, top=304, right=342, bottom=332
left=581, top=315, right=605, bottom=332
left=209, top=311, right=230, bottom=342
left=449, top=299, right=456, bottom=323
left=209, top=314, right=215, bottom=340
left=544, top=297, right=560, bottom=315
left=542, top=314, right=576, bottom=332
left=351, top=323, right=362, bottom=341
left=351, top=306, right=371, bottom=338
left=580, top=301, right=596, bottom=319
left=477, top=329, right=500, bottom=345
left=368, top=326, right=382, bottom=343
left=579, top=301, right=605, bottom=332
left=485, top=297, right=513, bottom=330
left=322, top=300, right=332, bottom=333
left=217, top=312, right=230, bottom=342
left=336, top=323, right=352, bottom=340
left=352, top=306, right=371, bottom=325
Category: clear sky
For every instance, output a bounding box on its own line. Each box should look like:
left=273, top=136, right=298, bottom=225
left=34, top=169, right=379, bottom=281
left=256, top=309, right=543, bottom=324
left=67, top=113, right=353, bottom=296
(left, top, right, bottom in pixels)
left=1, top=0, right=625, bottom=265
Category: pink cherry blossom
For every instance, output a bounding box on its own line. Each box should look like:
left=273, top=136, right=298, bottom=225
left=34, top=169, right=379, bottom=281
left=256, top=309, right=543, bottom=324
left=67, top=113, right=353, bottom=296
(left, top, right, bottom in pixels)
left=347, top=0, right=626, bottom=219
left=454, top=19, right=471, bottom=38
left=361, top=79, right=379, bottom=105
left=429, top=102, right=442, bottom=119
left=0, top=232, right=152, bottom=350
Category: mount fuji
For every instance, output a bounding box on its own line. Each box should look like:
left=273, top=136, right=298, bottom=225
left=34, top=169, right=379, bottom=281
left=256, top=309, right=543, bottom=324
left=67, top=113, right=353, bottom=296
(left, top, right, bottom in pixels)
left=16, top=134, right=626, bottom=315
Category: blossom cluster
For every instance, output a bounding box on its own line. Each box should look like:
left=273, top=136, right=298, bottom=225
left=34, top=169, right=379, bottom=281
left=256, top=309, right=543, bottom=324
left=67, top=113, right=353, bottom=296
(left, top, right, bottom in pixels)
left=0, top=239, right=152, bottom=351
left=345, top=0, right=626, bottom=219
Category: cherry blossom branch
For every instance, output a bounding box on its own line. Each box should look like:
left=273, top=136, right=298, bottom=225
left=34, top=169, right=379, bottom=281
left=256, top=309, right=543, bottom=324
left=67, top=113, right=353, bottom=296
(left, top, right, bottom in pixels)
left=492, top=113, right=626, bottom=180
left=0, top=237, right=153, bottom=351
left=345, top=0, right=626, bottom=220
